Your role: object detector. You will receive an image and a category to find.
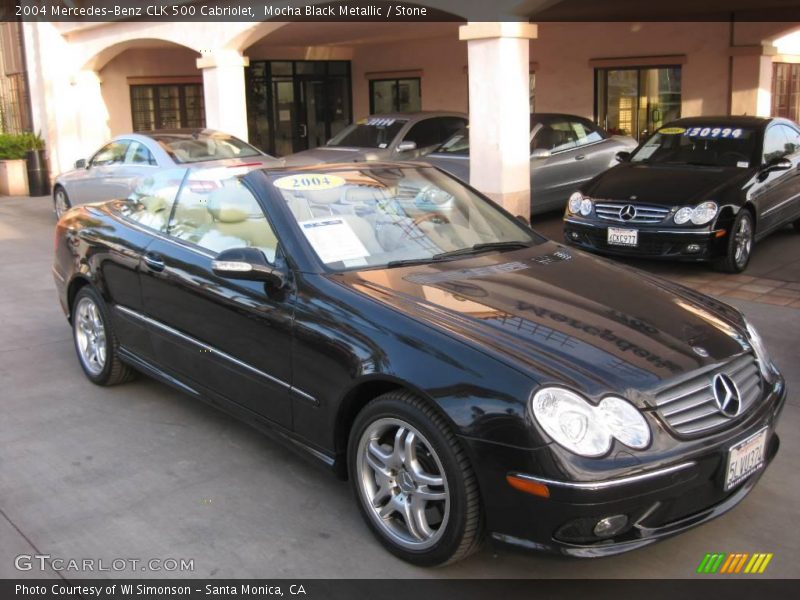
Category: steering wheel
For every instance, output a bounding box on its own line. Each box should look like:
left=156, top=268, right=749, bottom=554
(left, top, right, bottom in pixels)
left=412, top=212, right=450, bottom=227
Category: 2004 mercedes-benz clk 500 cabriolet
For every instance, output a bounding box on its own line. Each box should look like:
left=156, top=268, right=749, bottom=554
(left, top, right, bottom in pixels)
left=53, top=163, right=786, bottom=566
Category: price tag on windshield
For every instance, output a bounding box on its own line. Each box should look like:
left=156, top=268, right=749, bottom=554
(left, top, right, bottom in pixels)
left=683, top=127, right=746, bottom=139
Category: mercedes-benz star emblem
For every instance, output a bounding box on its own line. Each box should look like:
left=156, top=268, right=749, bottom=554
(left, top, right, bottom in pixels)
left=712, top=373, right=741, bottom=417
left=620, top=204, right=637, bottom=221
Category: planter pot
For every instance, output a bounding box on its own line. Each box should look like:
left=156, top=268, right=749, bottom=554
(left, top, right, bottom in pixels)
left=26, top=149, right=51, bottom=196
left=0, top=159, right=30, bottom=196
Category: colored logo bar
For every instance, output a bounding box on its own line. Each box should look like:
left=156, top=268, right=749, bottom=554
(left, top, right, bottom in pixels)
left=696, top=552, right=773, bottom=574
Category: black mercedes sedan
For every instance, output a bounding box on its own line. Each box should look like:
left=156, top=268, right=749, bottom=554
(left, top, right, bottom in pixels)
left=563, top=116, right=800, bottom=272
left=53, top=163, right=786, bottom=565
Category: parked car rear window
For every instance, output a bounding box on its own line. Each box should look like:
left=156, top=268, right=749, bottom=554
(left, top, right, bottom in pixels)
left=328, top=119, right=407, bottom=148
left=631, top=125, right=757, bottom=167
left=435, top=129, right=470, bottom=155
left=152, top=132, right=262, bottom=164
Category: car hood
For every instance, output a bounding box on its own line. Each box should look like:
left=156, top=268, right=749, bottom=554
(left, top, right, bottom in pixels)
left=583, top=163, right=751, bottom=205
left=340, top=242, right=750, bottom=403
left=283, top=147, right=390, bottom=166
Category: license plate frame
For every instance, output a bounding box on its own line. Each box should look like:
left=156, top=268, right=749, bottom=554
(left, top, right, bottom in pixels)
left=607, top=227, right=639, bottom=247
left=724, top=427, right=768, bottom=491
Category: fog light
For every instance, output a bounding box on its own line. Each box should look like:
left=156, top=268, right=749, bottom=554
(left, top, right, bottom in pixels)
left=593, top=515, right=628, bottom=538
left=686, top=243, right=701, bottom=253
left=570, top=231, right=580, bottom=240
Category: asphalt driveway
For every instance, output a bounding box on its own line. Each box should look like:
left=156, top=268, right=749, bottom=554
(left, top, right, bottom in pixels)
left=1, top=196, right=798, bottom=579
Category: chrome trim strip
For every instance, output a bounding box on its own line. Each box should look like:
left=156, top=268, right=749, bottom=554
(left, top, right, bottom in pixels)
left=565, top=218, right=717, bottom=235
left=510, top=461, right=697, bottom=491
left=115, top=305, right=318, bottom=405
left=760, top=192, right=800, bottom=217
left=51, top=266, right=66, bottom=283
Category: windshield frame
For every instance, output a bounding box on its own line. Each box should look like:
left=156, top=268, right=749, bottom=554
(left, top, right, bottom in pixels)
left=258, top=166, right=546, bottom=274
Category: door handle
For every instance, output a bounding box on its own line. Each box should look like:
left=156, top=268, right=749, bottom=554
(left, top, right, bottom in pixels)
left=574, top=155, right=586, bottom=161
left=299, top=124, right=308, bottom=138
left=143, top=253, right=165, bottom=272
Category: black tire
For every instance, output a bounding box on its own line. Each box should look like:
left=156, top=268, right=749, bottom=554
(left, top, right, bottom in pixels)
left=71, top=286, right=135, bottom=386
left=714, top=210, right=754, bottom=274
left=348, top=390, right=482, bottom=566
left=54, top=186, right=71, bottom=219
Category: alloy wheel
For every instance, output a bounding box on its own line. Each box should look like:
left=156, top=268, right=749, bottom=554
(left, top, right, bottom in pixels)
left=734, top=215, right=753, bottom=268
left=55, top=189, right=69, bottom=218
left=74, top=296, right=107, bottom=376
left=356, top=417, right=450, bottom=550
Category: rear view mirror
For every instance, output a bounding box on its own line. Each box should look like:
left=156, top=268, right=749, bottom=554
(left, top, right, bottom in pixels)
left=211, top=247, right=286, bottom=288
left=396, top=140, right=417, bottom=152
left=530, top=148, right=551, bottom=159
left=763, top=157, right=792, bottom=172
left=75, top=159, right=87, bottom=169
left=615, top=151, right=631, bottom=162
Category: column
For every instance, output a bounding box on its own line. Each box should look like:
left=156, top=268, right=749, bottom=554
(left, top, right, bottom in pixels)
left=459, top=22, right=538, bottom=217
left=730, top=46, right=775, bottom=117
left=197, top=50, right=250, bottom=141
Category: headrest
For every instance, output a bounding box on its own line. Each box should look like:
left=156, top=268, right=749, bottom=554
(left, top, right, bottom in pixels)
left=306, top=186, right=343, bottom=205
left=206, top=187, right=260, bottom=223
left=342, top=185, right=390, bottom=204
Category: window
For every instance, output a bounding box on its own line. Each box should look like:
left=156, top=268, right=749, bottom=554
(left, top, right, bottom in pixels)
left=90, top=141, right=129, bottom=167
left=763, top=125, right=800, bottom=163
left=529, top=72, right=536, bottom=113
left=125, top=141, right=157, bottom=166
left=595, top=66, right=681, bottom=141
left=169, top=171, right=279, bottom=260
left=772, top=63, right=800, bottom=122
left=130, top=84, right=205, bottom=132
left=403, top=117, right=468, bottom=150
left=532, top=118, right=606, bottom=153
left=369, top=78, right=421, bottom=113
left=116, top=168, right=187, bottom=233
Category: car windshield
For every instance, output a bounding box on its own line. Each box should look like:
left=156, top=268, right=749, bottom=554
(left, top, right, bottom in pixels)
left=271, top=166, right=542, bottom=271
left=152, top=132, right=263, bottom=164
left=435, top=129, right=470, bottom=155
left=327, top=118, right=407, bottom=148
left=631, top=124, right=757, bottom=167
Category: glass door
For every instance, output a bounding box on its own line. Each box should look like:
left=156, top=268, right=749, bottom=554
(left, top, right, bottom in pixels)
left=596, top=66, right=682, bottom=141
left=246, top=61, right=352, bottom=156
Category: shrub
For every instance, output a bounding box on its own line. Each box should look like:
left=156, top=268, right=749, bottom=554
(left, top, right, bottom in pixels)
left=0, top=131, right=45, bottom=159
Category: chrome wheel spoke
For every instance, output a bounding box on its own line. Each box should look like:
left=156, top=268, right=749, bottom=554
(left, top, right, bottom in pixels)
left=399, top=495, right=425, bottom=541
left=408, top=494, right=434, bottom=538
left=414, top=486, right=446, bottom=502
left=74, top=297, right=107, bottom=375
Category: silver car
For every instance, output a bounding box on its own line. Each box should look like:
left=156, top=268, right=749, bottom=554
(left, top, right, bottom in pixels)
left=425, top=114, right=638, bottom=215
left=282, top=111, right=468, bottom=167
left=53, top=129, right=282, bottom=217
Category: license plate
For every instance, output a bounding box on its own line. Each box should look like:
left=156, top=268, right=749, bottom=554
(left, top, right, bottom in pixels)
left=607, top=227, right=638, bottom=247
left=724, top=427, right=768, bottom=491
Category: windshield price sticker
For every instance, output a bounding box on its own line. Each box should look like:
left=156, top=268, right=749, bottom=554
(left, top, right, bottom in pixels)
left=299, top=217, right=369, bottom=264
left=683, top=127, right=745, bottom=139
left=366, top=118, right=396, bottom=127
left=274, top=174, right=346, bottom=191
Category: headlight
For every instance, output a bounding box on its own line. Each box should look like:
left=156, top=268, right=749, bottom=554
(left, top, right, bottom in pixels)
left=744, top=319, right=775, bottom=379
left=674, top=206, right=693, bottom=225
left=568, top=192, right=583, bottom=215
left=580, top=198, right=593, bottom=217
left=691, top=201, right=718, bottom=225
left=530, top=388, right=651, bottom=457
left=674, top=202, right=718, bottom=225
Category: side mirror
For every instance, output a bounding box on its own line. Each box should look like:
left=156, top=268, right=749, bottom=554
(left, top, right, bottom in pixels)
left=530, top=148, right=552, bottom=159
left=762, top=157, right=792, bottom=173
left=396, top=140, right=417, bottom=152
left=211, top=247, right=287, bottom=287
left=615, top=151, right=631, bottom=162
left=75, top=159, right=87, bottom=169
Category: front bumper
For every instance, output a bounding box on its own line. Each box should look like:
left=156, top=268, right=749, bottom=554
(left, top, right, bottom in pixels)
left=563, top=218, right=728, bottom=261
left=464, top=376, right=786, bottom=557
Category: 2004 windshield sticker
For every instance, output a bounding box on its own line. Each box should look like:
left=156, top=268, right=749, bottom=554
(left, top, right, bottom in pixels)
left=274, top=174, right=346, bottom=191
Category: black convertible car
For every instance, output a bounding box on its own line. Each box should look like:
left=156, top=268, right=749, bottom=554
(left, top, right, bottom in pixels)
left=54, top=163, right=785, bottom=565
left=563, top=116, right=800, bottom=272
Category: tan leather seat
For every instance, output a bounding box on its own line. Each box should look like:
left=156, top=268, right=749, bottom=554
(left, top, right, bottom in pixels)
left=196, top=187, right=278, bottom=260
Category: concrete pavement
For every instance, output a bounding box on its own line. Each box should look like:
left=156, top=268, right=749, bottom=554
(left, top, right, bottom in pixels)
left=0, top=196, right=798, bottom=579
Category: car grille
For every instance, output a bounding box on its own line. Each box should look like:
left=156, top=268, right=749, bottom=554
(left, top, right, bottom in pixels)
left=595, top=202, right=671, bottom=224
left=652, top=353, right=762, bottom=437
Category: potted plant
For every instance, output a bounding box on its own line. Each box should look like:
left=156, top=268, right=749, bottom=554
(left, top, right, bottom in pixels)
left=0, top=132, right=30, bottom=196
left=23, top=131, right=50, bottom=196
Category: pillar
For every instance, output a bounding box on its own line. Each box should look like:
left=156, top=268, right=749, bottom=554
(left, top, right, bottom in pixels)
left=197, top=50, right=250, bottom=141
